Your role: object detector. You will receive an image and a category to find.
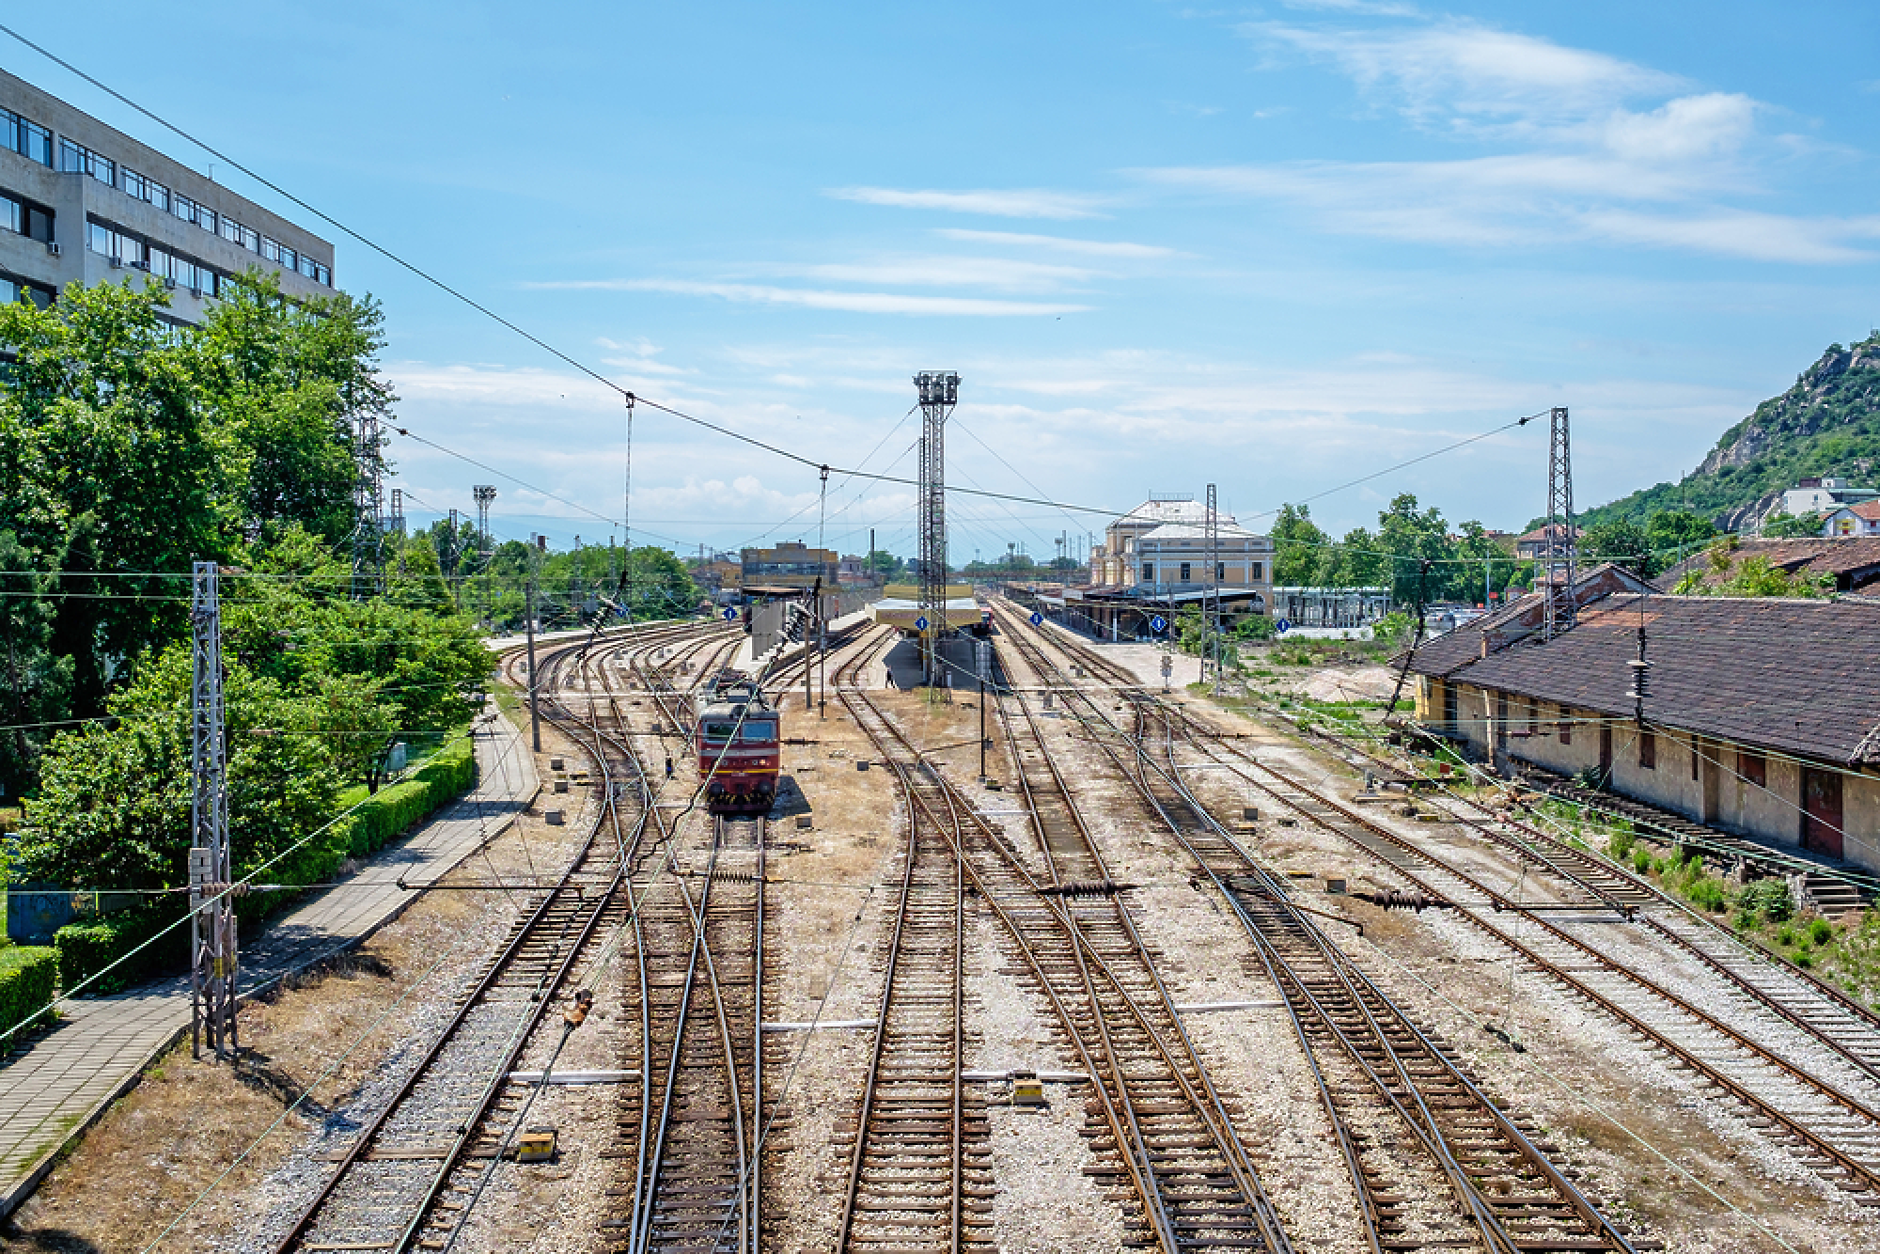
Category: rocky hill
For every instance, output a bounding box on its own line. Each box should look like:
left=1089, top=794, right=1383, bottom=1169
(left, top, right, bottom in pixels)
left=1576, top=332, right=1880, bottom=532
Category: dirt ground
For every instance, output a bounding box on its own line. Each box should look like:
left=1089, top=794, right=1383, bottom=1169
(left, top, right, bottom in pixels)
left=2, top=740, right=585, bottom=1254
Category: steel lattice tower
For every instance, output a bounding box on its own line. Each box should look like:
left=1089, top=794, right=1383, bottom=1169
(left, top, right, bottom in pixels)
left=1543, top=406, right=1577, bottom=638
left=387, top=488, right=406, bottom=538
left=914, top=371, right=959, bottom=685
left=189, top=562, right=236, bottom=1059
left=351, top=410, right=385, bottom=599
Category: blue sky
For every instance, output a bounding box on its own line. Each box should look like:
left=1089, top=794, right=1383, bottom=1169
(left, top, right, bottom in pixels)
left=13, top=2, right=1880, bottom=559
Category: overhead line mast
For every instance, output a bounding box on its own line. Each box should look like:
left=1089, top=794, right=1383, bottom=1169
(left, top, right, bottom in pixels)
left=1543, top=406, right=1577, bottom=638
left=915, top=371, right=959, bottom=687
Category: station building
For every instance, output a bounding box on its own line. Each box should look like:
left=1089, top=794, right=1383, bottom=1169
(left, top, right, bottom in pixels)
left=739, top=540, right=838, bottom=591
left=0, top=69, right=335, bottom=324
left=1400, top=572, right=1880, bottom=880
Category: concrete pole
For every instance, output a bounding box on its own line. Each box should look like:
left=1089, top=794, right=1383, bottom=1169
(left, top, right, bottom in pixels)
left=525, top=580, right=541, bottom=752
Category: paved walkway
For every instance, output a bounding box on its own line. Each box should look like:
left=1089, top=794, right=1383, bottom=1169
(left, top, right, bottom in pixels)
left=0, top=706, right=538, bottom=1218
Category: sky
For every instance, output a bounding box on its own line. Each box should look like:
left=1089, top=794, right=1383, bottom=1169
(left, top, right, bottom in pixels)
left=11, top=2, right=1880, bottom=560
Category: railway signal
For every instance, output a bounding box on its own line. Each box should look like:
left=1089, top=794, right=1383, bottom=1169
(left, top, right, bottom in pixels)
left=1029, top=610, right=1044, bottom=627
left=1149, top=615, right=1167, bottom=633
left=1276, top=618, right=1292, bottom=634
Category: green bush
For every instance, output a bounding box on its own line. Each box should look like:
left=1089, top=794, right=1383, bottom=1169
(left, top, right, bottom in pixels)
left=1810, top=918, right=1833, bottom=946
left=54, top=903, right=188, bottom=995
left=1739, top=878, right=1795, bottom=924
left=347, top=733, right=476, bottom=857
left=1608, top=831, right=1636, bottom=861
left=1632, top=848, right=1652, bottom=875
left=0, top=946, right=57, bottom=1044
left=1686, top=877, right=1728, bottom=913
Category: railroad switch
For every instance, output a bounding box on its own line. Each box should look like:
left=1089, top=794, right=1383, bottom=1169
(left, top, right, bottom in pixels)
left=565, top=989, right=595, bottom=1029
left=515, top=1126, right=558, bottom=1162
left=1010, top=1070, right=1047, bottom=1107
left=1358, top=888, right=1450, bottom=913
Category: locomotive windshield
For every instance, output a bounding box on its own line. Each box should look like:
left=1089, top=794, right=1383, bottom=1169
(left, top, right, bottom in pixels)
left=703, top=721, right=740, bottom=740
left=741, top=720, right=776, bottom=741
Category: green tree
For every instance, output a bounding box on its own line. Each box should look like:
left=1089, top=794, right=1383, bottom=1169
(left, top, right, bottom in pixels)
left=0, top=531, right=69, bottom=798
left=13, top=646, right=342, bottom=892
left=1448, top=521, right=1519, bottom=602
left=1582, top=518, right=1654, bottom=577
left=864, top=549, right=904, bottom=580
left=1270, top=504, right=1328, bottom=585
left=1374, top=494, right=1450, bottom=603
left=1645, top=509, right=1717, bottom=556
left=1760, top=512, right=1824, bottom=539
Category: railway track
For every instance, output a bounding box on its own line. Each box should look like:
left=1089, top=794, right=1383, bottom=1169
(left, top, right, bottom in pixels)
left=997, top=603, right=1880, bottom=1210
left=835, top=634, right=1296, bottom=1253
left=991, top=610, right=1644, bottom=1254
left=831, top=633, right=990, bottom=1253
left=269, top=625, right=711, bottom=1253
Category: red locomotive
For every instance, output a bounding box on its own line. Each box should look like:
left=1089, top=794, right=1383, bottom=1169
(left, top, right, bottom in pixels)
left=695, top=670, right=780, bottom=815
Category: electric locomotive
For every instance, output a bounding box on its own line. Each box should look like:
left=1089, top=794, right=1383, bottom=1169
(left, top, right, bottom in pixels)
left=695, top=670, right=780, bottom=816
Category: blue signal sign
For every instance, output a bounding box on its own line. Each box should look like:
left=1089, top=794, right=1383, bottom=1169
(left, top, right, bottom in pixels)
left=1149, top=615, right=1168, bottom=633
left=721, top=607, right=738, bottom=621
left=1276, top=618, right=1292, bottom=634
left=1029, top=611, right=1044, bottom=627
left=914, top=616, right=929, bottom=632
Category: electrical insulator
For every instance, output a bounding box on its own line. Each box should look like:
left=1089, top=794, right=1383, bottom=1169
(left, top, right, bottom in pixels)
left=1626, top=657, right=1651, bottom=702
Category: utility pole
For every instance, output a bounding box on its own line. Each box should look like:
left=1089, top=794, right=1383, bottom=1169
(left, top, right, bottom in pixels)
left=914, top=371, right=960, bottom=686
left=474, top=485, right=496, bottom=629
left=525, top=579, right=541, bottom=752
left=1543, top=406, right=1577, bottom=638
left=189, top=561, right=236, bottom=1060
left=446, top=508, right=463, bottom=612
left=350, top=406, right=384, bottom=599
left=976, top=638, right=991, bottom=782
left=1205, top=483, right=1220, bottom=694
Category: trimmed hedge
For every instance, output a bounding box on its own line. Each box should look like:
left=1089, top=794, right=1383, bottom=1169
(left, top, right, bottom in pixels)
left=54, top=902, right=189, bottom=995
left=0, top=945, right=58, bottom=1043
left=347, top=733, right=477, bottom=857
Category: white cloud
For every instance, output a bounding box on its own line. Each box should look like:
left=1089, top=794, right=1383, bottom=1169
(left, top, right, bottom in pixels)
left=791, top=255, right=1101, bottom=292
left=934, top=229, right=1182, bottom=258
left=1602, top=92, right=1757, bottom=163
left=827, top=186, right=1106, bottom=219
left=1581, top=209, right=1880, bottom=264
left=533, top=278, right=1091, bottom=317
left=1252, top=19, right=1678, bottom=136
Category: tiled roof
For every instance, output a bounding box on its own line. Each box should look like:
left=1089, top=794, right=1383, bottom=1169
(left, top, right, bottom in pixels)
left=1139, top=521, right=1267, bottom=543
left=1836, top=500, right=1880, bottom=521
left=1113, top=499, right=1236, bottom=528
left=1515, top=524, right=1583, bottom=543
left=1417, top=592, right=1880, bottom=765
left=1655, top=538, right=1880, bottom=593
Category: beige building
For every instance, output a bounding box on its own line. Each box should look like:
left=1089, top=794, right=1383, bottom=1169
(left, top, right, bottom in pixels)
left=740, top=540, right=837, bottom=591
left=1403, top=576, right=1880, bottom=881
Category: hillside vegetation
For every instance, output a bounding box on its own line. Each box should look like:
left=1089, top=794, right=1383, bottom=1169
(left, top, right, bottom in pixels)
left=1576, top=332, right=1880, bottom=532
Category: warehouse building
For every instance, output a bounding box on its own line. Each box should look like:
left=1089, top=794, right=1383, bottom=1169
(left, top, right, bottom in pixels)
left=1401, top=576, right=1880, bottom=878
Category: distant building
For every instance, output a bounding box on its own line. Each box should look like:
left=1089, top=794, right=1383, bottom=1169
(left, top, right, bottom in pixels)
left=837, top=554, right=874, bottom=584
left=0, top=68, right=335, bottom=325
left=740, top=540, right=837, bottom=591
left=1513, top=524, right=1583, bottom=561
left=1133, top=520, right=1273, bottom=601
left=1090, top=496, right=1213, bottom=588
left=1823, top=500, right=1880, bottom=538
left=1401, top=577, right=1880, bottom=880
left=1782, top=477, right=1878, bottom=521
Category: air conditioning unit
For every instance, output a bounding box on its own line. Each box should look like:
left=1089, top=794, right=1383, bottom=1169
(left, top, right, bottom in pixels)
left=130, top=259, right=149, bottom=271
left=162, top=276, right=176, bottom=289
left=109, top=256, right=123, bottom=268
left=189, top=286, right=203, bottom=298
left=45, top=241, right=60, bottom=257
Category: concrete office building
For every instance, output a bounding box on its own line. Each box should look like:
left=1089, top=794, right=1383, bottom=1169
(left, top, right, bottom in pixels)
left=0, top=68, right=334, bottom=323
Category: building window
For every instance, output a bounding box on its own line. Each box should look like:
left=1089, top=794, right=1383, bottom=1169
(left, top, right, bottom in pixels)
left=58, top=138, right=115, bottom=186
left=1639, top=730, right=1656, bottom=770
left=1249, top=561, right=1263, bottom=581
left=1740, top=749, right=1766, bottom=789
left=1215, top=561, right=1225, bottom=580
left=1558, top=702, right=1571, bottom=745
left=119, top=168, right=171, bottom=211
left=1179, top=562, right=1192, bottom=582
left=260, top=236, right=282, bottom=263
left=2, top=109, right=53, bottom=165
left=1690, top=736, right=1701, bottom=782
left=1141, top=563, right=1153, bottom=583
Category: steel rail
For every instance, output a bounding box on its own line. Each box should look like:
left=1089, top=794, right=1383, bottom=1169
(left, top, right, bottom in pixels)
left=994, top=604, right=1643, bottom=1253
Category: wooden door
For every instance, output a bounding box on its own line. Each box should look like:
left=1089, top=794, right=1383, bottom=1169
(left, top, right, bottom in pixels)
left=1802, top=768, right=1844, bottom=859
left=1599, top=725, right=1612, bottom=785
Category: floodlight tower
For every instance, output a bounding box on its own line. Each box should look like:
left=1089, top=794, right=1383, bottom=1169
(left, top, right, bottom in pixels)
left=914, top=371, right=960, bottom=686
left=1543, top=406, right=1577, bottom=638
left=473, top=485, right=497, bottom=627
